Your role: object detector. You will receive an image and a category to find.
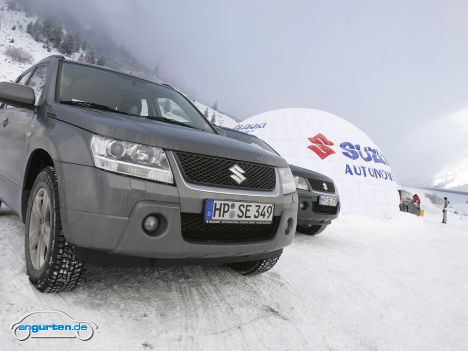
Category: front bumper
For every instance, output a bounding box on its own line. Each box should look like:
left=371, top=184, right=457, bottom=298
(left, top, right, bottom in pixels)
left=296, top=189, right=340, bottom=226
left=55, top=157, right=297, bottom=260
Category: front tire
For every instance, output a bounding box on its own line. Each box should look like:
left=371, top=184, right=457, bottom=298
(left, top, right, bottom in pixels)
left=25, top=167, right=85, bottom=293
left=227, top=254, right=281, bottom=276
left=297, top=224, right=327, bottom=236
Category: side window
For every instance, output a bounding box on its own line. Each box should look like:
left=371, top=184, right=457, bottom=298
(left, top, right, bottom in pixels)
left=27, top=66, right=48, bottom=106
left=17, top=70, right=33, bottom=85
left=156, top=98, right=189, bottom=122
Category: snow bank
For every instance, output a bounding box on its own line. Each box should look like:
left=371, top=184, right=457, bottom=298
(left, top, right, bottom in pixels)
left=236, top=108, right=400, bottom=217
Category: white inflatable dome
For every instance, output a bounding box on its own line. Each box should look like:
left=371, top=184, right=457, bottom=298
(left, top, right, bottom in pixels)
left=235, top=108, right=399, bottom=217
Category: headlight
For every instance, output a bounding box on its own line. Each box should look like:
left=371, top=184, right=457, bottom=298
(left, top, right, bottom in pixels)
left=294, top=176, right=310, bottom=191
left=278, top=167, right=296, bottom=195
left=90, top=135, right=173, bottom=184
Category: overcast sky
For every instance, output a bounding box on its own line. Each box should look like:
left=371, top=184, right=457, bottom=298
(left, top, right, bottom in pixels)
left=60, top=0, right=468, bottom=184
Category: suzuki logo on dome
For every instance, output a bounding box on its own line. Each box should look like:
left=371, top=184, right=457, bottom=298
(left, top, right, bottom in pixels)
left=308, top=133, right=336, bottom=160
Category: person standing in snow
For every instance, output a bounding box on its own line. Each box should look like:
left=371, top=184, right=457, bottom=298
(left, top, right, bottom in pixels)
left=413, top=194, right=421, bottom=215
left=442, top=197, right=449, bottom=224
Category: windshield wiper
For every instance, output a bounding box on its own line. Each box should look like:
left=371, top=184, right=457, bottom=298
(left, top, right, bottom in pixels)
left=61, top=100, right=205, bottom=131
left=145, top=116, right=203, bottom=131
left=61, top=100, right=118, bottom=113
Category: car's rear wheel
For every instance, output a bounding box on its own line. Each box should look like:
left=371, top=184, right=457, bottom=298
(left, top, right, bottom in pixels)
left=25, top=166, right=85, bottom=293
left=297, top=224, right=327, bottom=236
left=227, top=254, right=281, bottom=275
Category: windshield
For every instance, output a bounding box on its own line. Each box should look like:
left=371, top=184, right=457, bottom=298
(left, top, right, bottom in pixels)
left=58, top=62, right=214, bottom=132
left=223, top=128, right=279, bottom=155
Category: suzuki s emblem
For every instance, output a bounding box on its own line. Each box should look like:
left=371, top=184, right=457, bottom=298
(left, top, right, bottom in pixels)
left=308, top=133, right=336, bottom=160
left=323, top=182, right=328, bottom=191
left=229, top=164, right=247, bottom=184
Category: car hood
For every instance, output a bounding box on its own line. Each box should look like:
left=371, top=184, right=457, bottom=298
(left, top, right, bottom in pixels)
left=49, top=104, right=288, bottom=167
left=289, top=164, right=334, bottom=183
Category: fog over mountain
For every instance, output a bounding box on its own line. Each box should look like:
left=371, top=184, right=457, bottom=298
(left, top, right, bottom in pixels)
left=12, top=0, right=468, bottom=186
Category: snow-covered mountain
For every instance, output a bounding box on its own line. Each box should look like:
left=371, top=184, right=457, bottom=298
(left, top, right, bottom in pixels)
left=419, top=108, right=468, bottom=190
left=430, top=108, right=468, bottom=189
left=399, top=105, right=468, bottom=190
left=0, top=1, right=237, bottom=128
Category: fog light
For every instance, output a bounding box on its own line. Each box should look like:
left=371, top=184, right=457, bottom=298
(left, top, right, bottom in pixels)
left=143, top=215, right=160, bottom=233
left=285, top=217, right=294, bottom=235
left=299, top=201, right=308, bottom=210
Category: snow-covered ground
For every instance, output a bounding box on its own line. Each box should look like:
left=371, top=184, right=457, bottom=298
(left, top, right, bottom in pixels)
left=1, top=193, right=467, bottom=350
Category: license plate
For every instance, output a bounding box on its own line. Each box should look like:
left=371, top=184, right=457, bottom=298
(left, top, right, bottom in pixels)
left=204, top=200, right=274, bottom=224
left=319, top=195, right=338, bottom=207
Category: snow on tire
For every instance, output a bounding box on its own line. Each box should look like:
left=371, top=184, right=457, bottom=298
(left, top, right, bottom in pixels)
left=227, top=254, right=281, bottom=276
left=25, top=166, right=85, bottom=293
left=297, top=225, right=327, bottom=236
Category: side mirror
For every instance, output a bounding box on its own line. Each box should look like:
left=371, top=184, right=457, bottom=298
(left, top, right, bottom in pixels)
left=0, top=82, right=35, bottom=109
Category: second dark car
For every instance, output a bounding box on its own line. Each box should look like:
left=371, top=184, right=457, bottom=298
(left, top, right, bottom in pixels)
left=218, top=127, right=340, bottom=235
left=398, top=189, right=420, bottom=215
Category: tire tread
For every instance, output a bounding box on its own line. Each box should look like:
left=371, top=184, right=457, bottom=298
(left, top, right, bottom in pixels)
left=26, top=166, right=84, bottom=293
left=228, top=255, right=281, bottom=276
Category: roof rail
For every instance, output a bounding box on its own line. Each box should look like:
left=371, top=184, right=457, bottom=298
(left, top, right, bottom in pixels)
left=48, top=54, right=66, bottom=60
left=161, top=83, right=175, bottom=90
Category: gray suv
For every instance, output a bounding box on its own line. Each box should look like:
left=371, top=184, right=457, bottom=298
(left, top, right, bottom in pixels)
left=0, top=56, right=298, bottom=292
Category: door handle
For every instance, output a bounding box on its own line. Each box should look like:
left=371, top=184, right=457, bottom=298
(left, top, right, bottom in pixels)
left=2, top=118, right=8, bottom=128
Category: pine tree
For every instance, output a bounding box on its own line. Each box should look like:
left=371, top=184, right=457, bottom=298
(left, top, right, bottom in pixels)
left=212, top=101, right=218, bottom=111
left=96, top=56, right=106, bottom=66
left=73, top=34, right=81, bottom=53
left=203, top=108, right=209, bottom=119
left=48, top=22, right=63, bottom=48
left=32, top=20, right=42, bottom=41
left=41, top=18, right=53, bottom=41
left=84, top=48, right=97, bottom=64
left=26, top=22, right=33, bottom=35
left=211, top=112, right=217, bottom=124
left=59, top=33, right=76, bottom=56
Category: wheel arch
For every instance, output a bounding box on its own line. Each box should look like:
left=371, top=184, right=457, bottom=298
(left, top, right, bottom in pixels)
left=21, top=149, right=56, bottom=222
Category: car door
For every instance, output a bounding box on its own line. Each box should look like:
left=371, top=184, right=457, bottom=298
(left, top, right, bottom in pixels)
left=0, top=70, right=34, bottom=193
left=0, top=65, right=47, bottom=188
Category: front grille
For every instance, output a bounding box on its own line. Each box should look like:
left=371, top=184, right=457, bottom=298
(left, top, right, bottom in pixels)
left=175, top=152, right=276, bottom=191
left=181, top=213, right=280, bottom=244
left=312, top=202, right=339, bottom=214
left=308, top=178, right=335, bottom=194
